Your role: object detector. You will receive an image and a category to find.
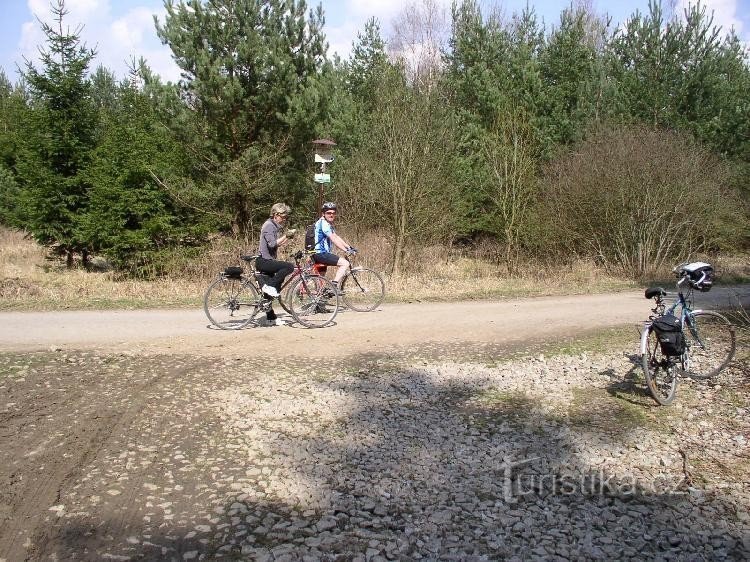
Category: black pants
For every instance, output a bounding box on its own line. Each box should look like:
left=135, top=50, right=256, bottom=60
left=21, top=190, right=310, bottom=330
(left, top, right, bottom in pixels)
left=256, top=257, right=294, bottom=320
left=256, top=257, right=294, bottom=291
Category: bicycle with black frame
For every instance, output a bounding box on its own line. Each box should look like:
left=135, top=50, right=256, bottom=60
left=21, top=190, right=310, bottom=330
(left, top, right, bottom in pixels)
left=203, top=250, right=339, bottom=330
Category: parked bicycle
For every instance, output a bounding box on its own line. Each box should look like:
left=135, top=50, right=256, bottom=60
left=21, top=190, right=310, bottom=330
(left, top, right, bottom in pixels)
left=640, top=262, right=736, bottom=405
left=203, top=251, right=339, bottom=330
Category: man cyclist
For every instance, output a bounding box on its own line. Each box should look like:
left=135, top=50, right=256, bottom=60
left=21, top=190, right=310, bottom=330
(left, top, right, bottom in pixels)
left=257, top=203, right=296, bottom=325
left=312, top=202, right=356, bottom=293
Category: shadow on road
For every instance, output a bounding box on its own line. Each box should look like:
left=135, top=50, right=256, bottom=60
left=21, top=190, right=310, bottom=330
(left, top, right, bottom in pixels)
left=2, top=347, right=747, bottom=561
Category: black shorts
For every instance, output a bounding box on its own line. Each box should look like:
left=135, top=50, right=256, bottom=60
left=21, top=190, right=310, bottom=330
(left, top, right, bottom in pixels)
left=312, top=252, right=341, bottom=266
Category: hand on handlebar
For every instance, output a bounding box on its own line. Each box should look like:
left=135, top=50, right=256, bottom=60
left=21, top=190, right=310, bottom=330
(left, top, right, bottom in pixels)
left=346, top=247, right=358, bottom=255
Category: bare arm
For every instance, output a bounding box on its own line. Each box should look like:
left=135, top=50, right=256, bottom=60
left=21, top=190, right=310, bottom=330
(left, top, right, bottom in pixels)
left=328, top=232, right=351, bottom=252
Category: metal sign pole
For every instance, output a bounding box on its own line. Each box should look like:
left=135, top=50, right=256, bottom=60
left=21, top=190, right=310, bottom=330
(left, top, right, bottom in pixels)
left=311, top=139, right=336, bottom=221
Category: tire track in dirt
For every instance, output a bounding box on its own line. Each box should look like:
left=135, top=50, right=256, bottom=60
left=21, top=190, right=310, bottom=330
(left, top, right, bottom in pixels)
left=29, top=355, right=246, bottom=561
left=0, top=352, right=196, bottom=561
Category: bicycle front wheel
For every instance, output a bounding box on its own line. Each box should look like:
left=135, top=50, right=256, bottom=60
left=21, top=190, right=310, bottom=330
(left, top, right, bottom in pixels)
left=641, top=325, right=678, bottom=405
left=683, top=310, right=736, bottom=379
left=203, top=276, right=261, bottom=330
left=288, top=275, right=339, bottom=328
left=341, top=268, right=385, bottom=312
left=278, top=271, right=301, bottom=316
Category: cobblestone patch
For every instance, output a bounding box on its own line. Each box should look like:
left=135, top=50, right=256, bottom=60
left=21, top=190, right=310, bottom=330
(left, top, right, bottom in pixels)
left=0, top=345, right=748, bottom=560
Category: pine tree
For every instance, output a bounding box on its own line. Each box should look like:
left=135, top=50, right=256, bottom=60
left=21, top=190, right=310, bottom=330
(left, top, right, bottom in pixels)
left=80, top=77, right=199, bottom=275
left=320, top=18, right=390, bottom=156
left=347, top=18, right=389, bottom=109
left=155, top=0, right=330, bottom=233
left=16, top=0, right=97, bottom=266
left=606, top=0, right=750, bottom=159
left=539, top=6, right=603, bottom=148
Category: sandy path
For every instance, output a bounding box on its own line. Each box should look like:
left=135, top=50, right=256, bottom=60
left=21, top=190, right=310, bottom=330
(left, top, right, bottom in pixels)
left=0, top=287, right=745, bottom=358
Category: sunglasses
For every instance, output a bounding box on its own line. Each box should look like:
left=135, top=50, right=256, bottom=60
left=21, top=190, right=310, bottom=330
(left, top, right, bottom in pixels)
left=324, top=211, right=336, bottom=216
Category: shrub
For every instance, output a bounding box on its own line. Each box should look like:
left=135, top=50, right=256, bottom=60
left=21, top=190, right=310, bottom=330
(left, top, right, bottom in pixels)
left=539, top=124, right=746, bottom=276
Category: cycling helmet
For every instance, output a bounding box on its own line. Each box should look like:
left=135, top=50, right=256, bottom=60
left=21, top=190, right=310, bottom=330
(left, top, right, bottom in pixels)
left=321, top=202, right=337, bottom=212
left=676, top=262, right=714, bottom=292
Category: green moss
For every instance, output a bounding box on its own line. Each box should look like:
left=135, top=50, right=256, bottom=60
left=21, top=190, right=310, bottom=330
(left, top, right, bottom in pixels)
left=567, top=387, right=652, bottom=433
left=468, top=389, right=539, bottom=425
left=542, top=326, right=637, bottom=357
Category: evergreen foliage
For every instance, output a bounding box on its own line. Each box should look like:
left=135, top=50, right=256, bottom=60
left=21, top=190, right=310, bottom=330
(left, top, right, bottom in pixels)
left=0, top=0, right=746, bottom=277
left=155, top=0, right=330, bottom=233
left=80, top=78, right=201, bottom=275
left=16, top=0, right=97, bottom=266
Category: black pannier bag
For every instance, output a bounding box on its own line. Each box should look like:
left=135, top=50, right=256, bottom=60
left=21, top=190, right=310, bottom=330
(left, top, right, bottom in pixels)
left=224, top=266, right=243, bottom=279
left=652, top=314, right=685, bottom=357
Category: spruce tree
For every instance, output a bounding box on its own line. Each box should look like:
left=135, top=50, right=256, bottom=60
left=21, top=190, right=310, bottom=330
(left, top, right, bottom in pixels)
left=16, top=0, right=97, bottom=266
left=539, top=6, right=602, bottom=148
left=81, top=77, right=198, bottom=275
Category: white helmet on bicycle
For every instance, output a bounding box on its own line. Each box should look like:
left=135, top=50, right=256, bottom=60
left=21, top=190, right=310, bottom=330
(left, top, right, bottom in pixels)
left=677, top=262, right=714, bottom=292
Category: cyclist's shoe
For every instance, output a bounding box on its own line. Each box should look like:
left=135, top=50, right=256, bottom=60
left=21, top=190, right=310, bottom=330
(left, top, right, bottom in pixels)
left=322, top=282, right=340, bottom=298
left=273, top=318, right=286, bottom=326
left=261, top=285, right=279, bottom=298
left=315, top=304, right=330, bottom=314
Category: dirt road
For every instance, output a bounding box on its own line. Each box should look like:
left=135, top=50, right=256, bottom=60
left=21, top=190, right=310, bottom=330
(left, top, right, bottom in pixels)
left=0, top=288, right=747, bottom=561
left=0, top=287, right=746, bottom=358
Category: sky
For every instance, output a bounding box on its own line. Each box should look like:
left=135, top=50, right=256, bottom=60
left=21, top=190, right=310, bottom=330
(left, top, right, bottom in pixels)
left=1, top=0, right=748, bottom=84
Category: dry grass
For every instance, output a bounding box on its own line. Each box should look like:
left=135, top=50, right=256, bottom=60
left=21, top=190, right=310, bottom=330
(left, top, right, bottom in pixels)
left=0, top=226, right=747, bottom=311
left=0, top=229, right=201, bottom=309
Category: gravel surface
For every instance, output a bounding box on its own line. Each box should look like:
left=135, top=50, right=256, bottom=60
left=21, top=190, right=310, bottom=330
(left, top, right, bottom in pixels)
left=1, top=333, right=748, bottom=561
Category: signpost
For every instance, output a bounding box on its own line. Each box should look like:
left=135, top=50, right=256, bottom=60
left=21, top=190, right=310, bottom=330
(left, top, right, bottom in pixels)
left=311, top=139, right=336, bottom=215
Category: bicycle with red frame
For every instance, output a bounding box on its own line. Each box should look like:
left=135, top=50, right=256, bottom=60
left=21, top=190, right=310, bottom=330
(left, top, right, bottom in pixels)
left=204, top=250, right=339, bottom=329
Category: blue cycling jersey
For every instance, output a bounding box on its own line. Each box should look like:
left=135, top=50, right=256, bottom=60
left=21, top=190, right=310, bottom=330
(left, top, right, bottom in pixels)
left=314, top=218, right=334, bottom=253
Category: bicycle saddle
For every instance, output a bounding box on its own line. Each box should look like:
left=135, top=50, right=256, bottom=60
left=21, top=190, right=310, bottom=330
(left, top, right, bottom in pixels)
left=241, top=254, right=260, bottom=262
left=644, top=287, right=667, bottom=299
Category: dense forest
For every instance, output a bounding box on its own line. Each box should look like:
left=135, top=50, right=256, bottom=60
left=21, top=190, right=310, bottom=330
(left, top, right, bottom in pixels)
left=0, top=0, right=747, bottom=278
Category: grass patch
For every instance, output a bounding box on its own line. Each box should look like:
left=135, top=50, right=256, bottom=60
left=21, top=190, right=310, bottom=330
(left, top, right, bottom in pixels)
left=566, top=387, right=652, bottom=433
left=0, top=351, right=59, bottom=380
left=465, top=389, right=539, bottom=428
left=2, top=226, right=748, bottom=311
left=542, top=326, right=638, bottom=357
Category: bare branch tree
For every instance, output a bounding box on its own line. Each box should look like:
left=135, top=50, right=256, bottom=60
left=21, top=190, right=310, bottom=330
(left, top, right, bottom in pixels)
left=389, top=0, right=450, bottom=93
left=481, top=111, right=537, bottom=276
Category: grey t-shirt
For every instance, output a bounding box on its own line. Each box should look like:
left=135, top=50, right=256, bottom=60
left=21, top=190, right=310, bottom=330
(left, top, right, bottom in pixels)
left=258, top=218, right=281, bottom=259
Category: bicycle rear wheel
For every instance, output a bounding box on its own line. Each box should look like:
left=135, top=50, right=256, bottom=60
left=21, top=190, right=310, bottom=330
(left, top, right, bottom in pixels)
left=683, top=310, right=736, bottom=379
left=287, top=275, right=339, bottom=328
left=641, top=325, right=678, bottom=405
left=341, top=268, right=385, bottom=312
left=203, top=276, right=261, bottom=330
